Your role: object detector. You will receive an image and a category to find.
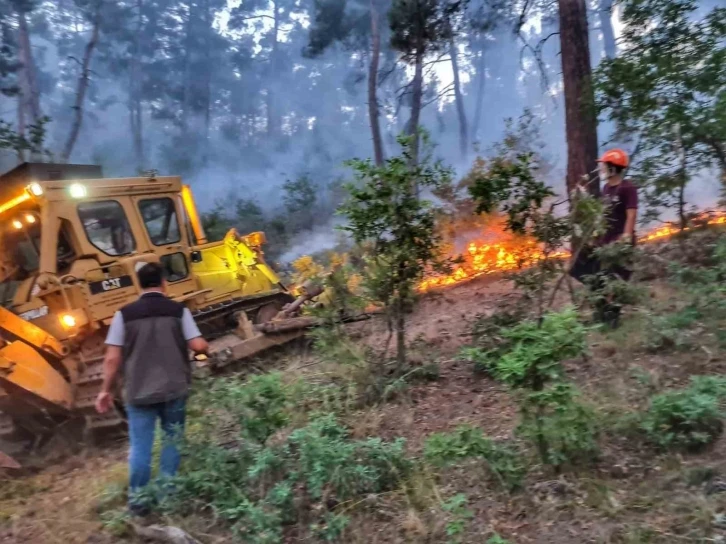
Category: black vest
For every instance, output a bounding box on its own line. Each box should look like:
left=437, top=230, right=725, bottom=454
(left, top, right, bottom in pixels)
left=119, top=293, right=190, bottom=405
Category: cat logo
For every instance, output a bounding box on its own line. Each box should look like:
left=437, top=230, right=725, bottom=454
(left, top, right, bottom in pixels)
left=89, top=274, right=133, bottom=295
left=102, top=278, right=122, bottom=291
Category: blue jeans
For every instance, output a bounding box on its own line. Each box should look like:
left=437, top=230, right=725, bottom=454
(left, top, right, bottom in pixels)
left=125, top=396, right=186, bottom=506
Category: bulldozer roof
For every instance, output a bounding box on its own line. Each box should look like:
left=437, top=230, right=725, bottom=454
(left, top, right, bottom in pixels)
left=0, top=163, right=183, bottom=205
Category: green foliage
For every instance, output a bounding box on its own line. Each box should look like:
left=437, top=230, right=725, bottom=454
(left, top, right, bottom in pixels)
left=462, top=308, right=596, bottom=469
left=595, top=0, right=726, bottom=223
left=310, top=512, right=351, bottom=542
left=469, top=152, right=555, bottom=235
left=100, top=509, right=131, bottom=538
left=667, top=239, right=726, bottom=314
left=517, top=384, right=599, bottom=468
left=467, top=120, right=607, bottom=317
left=339, top=135, right=453, bottom=367
left=212, top=372, right=291, bottom=444
left=581, top=242, right=643, bottom=317
left=644, top=307, right=701, bottom=353
left=388, top=0, right=463, bottom=62
left=0, top=117, right=50, bottom=158
left=464, top=309, right=525, bottom=375
left=640, top=376, right=726, bottom=451
left=164, top=407, right=410, bottom=541
left=642, top=239, right=726, bottom=353
left=282, top=414, right=411, bottom=500
left=424, top=425, right=525, bottom=491
left=441, top=493, right=473, bottom=543
left=487, top=535, right=512, bottom=544
left=464, top=308, right=587, bottom=390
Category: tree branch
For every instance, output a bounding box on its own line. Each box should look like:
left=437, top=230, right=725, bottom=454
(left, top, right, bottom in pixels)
left=232, top=14, right=275, bottom=23
left=422, top=83, right=455, bottom=109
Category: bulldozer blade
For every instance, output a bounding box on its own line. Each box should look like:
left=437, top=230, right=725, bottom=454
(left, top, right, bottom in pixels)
left=205, top=329, right=306, bottom=370
left=0, top=449, right=20, bottom=469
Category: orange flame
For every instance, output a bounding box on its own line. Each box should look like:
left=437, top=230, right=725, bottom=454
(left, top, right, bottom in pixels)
left=418, top=210, right=726, bottom=292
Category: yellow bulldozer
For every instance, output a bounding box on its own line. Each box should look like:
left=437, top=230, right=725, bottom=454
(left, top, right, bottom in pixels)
left=0, top=163, right=327, bottom=468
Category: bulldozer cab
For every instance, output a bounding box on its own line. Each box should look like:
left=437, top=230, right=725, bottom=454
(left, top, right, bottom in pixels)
left=0, top=163, right=290, bottom=343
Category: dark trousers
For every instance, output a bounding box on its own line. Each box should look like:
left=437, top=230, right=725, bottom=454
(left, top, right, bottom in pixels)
left=569, top=245, right=632, bottom=326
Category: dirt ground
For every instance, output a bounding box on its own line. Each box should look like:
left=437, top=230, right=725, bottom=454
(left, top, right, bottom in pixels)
left=2, top=271, right=726, bottom=543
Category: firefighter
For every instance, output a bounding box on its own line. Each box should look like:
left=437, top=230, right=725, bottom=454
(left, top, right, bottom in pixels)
left=570, top=148, right=638, bottom=327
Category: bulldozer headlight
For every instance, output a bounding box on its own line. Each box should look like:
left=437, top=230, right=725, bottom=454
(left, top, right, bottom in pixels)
left=60, top=314, right=77, bottom=328
left=25, top=214, right=36, bottom=224
left=12, top=220, right=23, bottom=230
left=28, top=183, right=43, bottom=196
left=69, top=184, right=87, bottom=199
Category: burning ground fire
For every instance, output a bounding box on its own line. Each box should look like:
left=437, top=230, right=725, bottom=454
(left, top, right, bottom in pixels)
left=417, top=210, right=726, bottom=292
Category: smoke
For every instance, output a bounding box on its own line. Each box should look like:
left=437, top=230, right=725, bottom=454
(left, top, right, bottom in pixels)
left=280, top=219, right=350, bottom=263
left=1, top=0, right=719, bottom=265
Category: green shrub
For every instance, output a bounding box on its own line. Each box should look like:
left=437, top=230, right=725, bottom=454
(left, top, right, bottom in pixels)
left=424, top=425, right=525, bottom=491
left=640, top=376, right=726, bottom=451
left=517, top=384, right=599, bottom=468
left=469, top=308, right=587, bottom=389
left=644, top=307, right=702, bottom=353
left=461, top=309, right=593, bottom=470
left=441, top=493, right=473, bottom=543
left=310, top=513, right=350, bottom=542
left=204, top=372, right=291, bottom=444
left=487, top=535, right=512, bottom=544
left=283, top=414, right=411, bottom=500
left=162, top=413, right=411, bottom=540
left=466, top=310, right=526, bottom=375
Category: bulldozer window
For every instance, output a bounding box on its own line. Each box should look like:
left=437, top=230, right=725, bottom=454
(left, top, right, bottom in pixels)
left=139, top=198, right=181, bottom=246
left=56, top=220, right=76, bottom=273
left=160, top=252, right=189, bottom=282
left=0, top=219, right=40, bottom=307
left=78, top=201, right=136, bottom=256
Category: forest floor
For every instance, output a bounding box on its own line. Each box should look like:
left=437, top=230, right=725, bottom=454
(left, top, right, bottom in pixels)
left=3, top=229, right=726, bottom=544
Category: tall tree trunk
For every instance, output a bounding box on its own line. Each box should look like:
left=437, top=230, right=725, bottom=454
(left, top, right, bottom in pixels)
left=368, top=0, right=384, bottom=166
left=599, top=0, right=617, bottom=59
left=407, top=43, right=424, bottom=167
left=181, top=1, right=195, bottom=138
left=129, top=0, right=144, bottom=172
left=17, top=9, right=41, bottom=123
left=558, top=0, right=600, bottom=198
left=470, top=49, right=485, bottom=146
left=16, top=96, right=25, bottom=162
left=16, top=6, right=41, bottom=161
left=62, top=10, right=101, bottom=162
left=267, top=0, right=281, bottom=140
left=449, top=36, right=468, bottom=160
left=202, top=0, right=211, bottom=164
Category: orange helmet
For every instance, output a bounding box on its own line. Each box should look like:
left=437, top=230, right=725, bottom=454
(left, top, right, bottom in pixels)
left=597, top=148, right=629, bottom=168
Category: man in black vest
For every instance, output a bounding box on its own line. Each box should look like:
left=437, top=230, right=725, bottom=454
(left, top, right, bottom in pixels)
left=95, top=261, right=208, bottom=515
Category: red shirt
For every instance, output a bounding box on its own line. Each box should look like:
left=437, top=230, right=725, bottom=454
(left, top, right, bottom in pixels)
left=601, top=180, right=638, bottom=245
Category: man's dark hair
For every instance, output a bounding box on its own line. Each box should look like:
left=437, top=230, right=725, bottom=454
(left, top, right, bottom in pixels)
left=137, top=262, right=164, bottom=289
left=607, top=163, right=626, bottom=175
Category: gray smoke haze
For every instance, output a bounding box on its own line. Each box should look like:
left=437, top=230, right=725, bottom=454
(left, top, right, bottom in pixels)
left=0, top=0, right=720, bottom=262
